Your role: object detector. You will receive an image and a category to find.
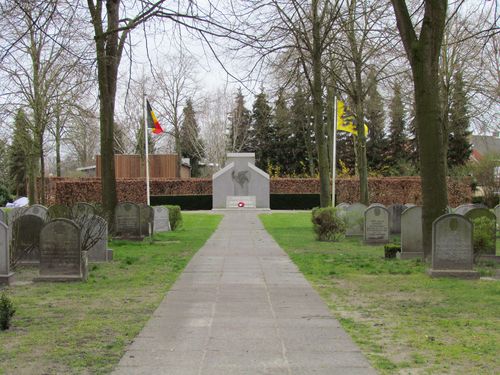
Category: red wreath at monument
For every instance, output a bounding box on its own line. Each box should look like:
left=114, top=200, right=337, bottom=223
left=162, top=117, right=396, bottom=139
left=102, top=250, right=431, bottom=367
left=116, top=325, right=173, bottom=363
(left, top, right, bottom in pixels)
left=238, top=202, right=245, bottom=208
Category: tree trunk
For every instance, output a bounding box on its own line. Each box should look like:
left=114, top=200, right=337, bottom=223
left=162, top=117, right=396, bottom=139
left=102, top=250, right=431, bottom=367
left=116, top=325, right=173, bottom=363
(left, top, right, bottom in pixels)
left=55, top=114, right=61, bottom=177
left=39, top=130, right=45, bottom=205
left=312, top=0, right=330, bottom=207
left=353, top=63, right=369, bottom=205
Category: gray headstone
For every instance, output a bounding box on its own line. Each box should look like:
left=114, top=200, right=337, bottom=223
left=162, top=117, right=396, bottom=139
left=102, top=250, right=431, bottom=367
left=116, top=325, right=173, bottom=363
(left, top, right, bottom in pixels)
left=464, top=208, right=496, bottom=255
left=114, top=202, right=142, bottom=239
left=400, top=206, right=424, bottom=259
left=36, top=219, right=85, bottom=281
left=364, top=205, right=389, bottom=244
left=454, top=203, right=485, bottom=215
left=24, top=204, right=48, bottom=221
left=12, top=214, right=45, bottom=264
left=153, top=207, right=171, bottom=232
left=336, top=203, right=350, bottom=210
left=429, top=214, right=479, bottom=279
left=345, top=203, right=367, bottom=236
left=0, top=222, right=14, bottom=285
left=82, top=215, right=109, bottom=262
left=388, top=204, right=405, bottom=234
left=139, top=204, right=154, bottom=236
left=48, top=204, right=72, bottom=220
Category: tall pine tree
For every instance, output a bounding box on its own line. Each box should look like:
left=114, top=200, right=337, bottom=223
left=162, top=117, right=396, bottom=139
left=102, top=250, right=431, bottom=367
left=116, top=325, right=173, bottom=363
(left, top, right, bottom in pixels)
left=388, top=83, right=408, bottom=170
left=447, top=71, right=472, bottom=168
left=251, top=90, right=274, bottom=170
left=365, top=71, right=387, bottom=173
left=290, top=86, right=315, bottom=176
left=228, top=88, right=252, bottom=152
left=180, top=99, right=204, bottom=177
left=8, top=109, right=32, bottom=196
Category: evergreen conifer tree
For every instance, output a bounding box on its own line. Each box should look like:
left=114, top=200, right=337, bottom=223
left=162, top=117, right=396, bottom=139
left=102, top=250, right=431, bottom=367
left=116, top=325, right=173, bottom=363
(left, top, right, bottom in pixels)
left=8, top=109, right=32, bottom=196
left=447, top=71, right=472, bottom=168
left=290, top=87, right=315, bottom=175
left=365, top=72, right=387, bottom=173
left=251, top=90, right=274, bottom=170
left=228, top=88, right=252, bottom=152
left=388, top=83, right=408, bottom=169
left=180, top=99, right=204, bottom=177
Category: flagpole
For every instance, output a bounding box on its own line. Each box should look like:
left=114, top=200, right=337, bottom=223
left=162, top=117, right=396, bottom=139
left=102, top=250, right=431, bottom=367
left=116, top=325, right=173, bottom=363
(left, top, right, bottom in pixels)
left=332, top=96, right=337, bottom=207
left=144, top=94, right=151, bottom=207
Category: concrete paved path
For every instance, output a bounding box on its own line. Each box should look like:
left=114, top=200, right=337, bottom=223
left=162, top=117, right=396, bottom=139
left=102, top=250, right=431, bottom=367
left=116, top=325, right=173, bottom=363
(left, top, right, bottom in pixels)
left=113, top=211, right=376, bottom=375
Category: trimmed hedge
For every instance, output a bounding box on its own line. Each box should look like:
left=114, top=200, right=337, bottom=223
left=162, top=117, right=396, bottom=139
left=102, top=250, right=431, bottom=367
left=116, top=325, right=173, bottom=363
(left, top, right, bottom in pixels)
left=271, top=194, right=320, bottom=210
left=152, top=195, right=212, bottom=210
left=50, top=177, right=472, bottom=208
left=165, top=205, right=182, bottom=230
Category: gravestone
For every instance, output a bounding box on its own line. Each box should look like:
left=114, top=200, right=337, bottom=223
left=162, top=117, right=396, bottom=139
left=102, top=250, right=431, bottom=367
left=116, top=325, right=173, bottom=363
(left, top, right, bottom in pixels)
left=114, top=202, right=142, bottom=239
left=12, top=214, right=45, bottom=264
left=24, top=204, right=48, bottom=221
left=464, top=208, right=496, bottom=255
left=345, top=203, right=367, bottom=236
left=36, top=219, right=86, bottom=281
left=6, top=207, right=27, bottom=225
left=454, top=203, right=486, bottom=215
left=0, top=222, right=14, bottom=285
left=72, top=202, right=96, bottom=217
left=495, top=205, right=500, bottom=237
left=0, top=210, right=4, bottom=223
left=428, top=214, right=479, bottom=279
left=212, top=153, right=270, bottom=209
left=83, top=215, right=110, bottom=262
left=388, top=204, right=405, bottom=234
left=139, top=204, right=154, bottom=236
left=400, top=206, right=424, bottom=259
left=336, top=203, right=350, bottom=210
left=48, top=204, right=72, bottom=220
left=153, top=206, right=171, bottom=232
left=364, top=205, right=389, bottom=244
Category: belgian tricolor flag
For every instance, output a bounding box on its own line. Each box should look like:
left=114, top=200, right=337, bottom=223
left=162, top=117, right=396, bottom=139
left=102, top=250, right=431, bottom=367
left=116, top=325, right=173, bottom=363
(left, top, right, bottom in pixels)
left=147, top=100, right=163, bottom=134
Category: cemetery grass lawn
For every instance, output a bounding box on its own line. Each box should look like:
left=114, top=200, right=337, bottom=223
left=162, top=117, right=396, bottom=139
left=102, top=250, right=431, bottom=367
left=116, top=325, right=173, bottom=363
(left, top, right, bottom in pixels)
left=0, top=213, right=222, bottom=375
left=260, top=212, right=500, bottom=375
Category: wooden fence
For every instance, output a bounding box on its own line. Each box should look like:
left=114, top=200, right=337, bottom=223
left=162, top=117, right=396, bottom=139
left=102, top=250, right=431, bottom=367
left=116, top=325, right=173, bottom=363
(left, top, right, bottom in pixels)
left=96, top=154, right=186, bottom=178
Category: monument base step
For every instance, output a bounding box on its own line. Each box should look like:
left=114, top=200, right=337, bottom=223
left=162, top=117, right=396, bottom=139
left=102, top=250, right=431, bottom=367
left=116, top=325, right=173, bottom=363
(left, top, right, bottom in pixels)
left=427, top=269, right=480, bottom=279
left=0, top=272, right=15, bottom=285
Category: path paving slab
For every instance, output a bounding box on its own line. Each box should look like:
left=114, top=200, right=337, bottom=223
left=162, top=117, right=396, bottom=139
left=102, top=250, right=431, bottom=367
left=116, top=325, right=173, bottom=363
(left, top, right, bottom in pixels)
left=113, top=211, right=376, bottom=375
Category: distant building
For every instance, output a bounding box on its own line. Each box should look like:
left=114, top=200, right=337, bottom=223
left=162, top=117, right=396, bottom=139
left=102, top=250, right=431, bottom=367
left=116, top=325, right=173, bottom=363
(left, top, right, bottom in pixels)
left=470, top=134, right=500, bottom=162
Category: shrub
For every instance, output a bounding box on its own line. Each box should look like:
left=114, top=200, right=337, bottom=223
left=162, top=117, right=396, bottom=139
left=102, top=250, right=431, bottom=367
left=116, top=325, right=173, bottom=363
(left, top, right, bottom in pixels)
left=311, top=207, right=346, bottom=241
left=0, top=185, right=10, bottom=207
left=0, top=293, right=15, bottom=330
left=166, top=205, right=182, bottom=230
left=384, top=244, right=401, bottom=259
left=472, top=217, right=495, bottom=259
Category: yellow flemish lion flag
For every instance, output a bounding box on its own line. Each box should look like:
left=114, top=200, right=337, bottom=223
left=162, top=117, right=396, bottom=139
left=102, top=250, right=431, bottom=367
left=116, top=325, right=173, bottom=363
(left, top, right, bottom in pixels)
left=336, top=100, right=368, bottom=136
left=147, top=100, right=164, bottom=134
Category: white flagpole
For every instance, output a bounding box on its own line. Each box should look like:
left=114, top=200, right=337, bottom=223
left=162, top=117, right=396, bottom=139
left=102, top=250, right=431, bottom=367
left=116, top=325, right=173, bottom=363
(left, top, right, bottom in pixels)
left=144, top=94, right=151, bottom=207
left=332, top=96, right=337, bottom=207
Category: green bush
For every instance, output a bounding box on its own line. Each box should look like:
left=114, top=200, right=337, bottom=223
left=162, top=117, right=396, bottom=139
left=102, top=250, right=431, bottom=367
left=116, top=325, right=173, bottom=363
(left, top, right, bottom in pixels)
left=166, top=205, right=182, bottom=231
left=0, top=293, right=15, bottom=330
left=311, top=207, right=346, bottom=241
left=472, top=217, right=495, bottom=258
left=384, top=244, right=401, bottom=259
left=0, top=185, right=10, bottom=207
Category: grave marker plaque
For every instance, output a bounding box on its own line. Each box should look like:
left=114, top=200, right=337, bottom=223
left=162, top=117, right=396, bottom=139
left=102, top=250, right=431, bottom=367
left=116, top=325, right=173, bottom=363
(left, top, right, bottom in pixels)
left=12, top=214, right=44, bottom=264
left=388, top=204, right=405, bottom=234
left=345, top=203, right=367, bottom=236
left=83, top=215, right=109, bottom=262
left=153, top=207, right=171, bottom=232
left=36, top=219, right=84, bottom=281
left=114, top=202, right=142, bottom=239
left=428, top=214, right=479, bottom=279
left=25, top=204, right=48, bottom=221
left=364, top=205, right=389, bottom=244
left=400, top=206, right=424, bottom=259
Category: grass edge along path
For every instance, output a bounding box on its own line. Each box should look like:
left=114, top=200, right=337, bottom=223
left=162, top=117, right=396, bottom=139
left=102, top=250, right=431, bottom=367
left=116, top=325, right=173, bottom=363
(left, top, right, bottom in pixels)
left=0, top=213, right=222, bottom=375
left=260, top=212, right=500, bottom=375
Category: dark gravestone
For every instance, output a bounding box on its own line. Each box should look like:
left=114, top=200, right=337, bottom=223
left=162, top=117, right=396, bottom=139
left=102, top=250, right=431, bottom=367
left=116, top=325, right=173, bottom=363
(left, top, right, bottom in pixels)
left=48, top=204, right=72, bottom=220
left=24, top=204, right=48, bottom=221
left=388, top=204, right=405, bottom=234
left=345, top=203, right=367, bottom=236
left=114, top=202, right=142, bottom=239
left=464, top=208, right=496, bottom=256
left=72, top=202, right=96, bottom=217
left=139, top=204, right=154, bottom=236
left=400, top=206, right=424, bottom=259
left=7, top=207, right=27, bottom=225
left=153, top=207, right=171, bottom=232
left=0, top=222, right=14, bottom=285
left=364, top=205, right=389, bottom=244
left=83, top=215, right=110, bottom=262
left=36, top=219, right=85, bottom=281
left=12, top=214, right=45, bottom=264
left=429, top=214, right=478, bottom=279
